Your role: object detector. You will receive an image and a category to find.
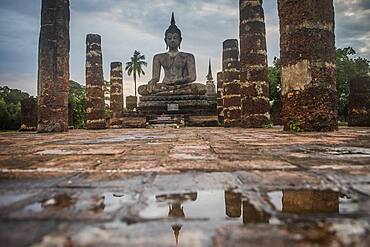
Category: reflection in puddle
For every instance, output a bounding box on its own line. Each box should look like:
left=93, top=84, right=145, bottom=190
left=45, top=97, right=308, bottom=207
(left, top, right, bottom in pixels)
left=267, top=190, right=358, bottom=214
left=23, top=192, right=133, bottom=214
left=24, top=194, right=76, bottom=213
left=88, top=192, right=133, bottom=213
left=0, top=193, right=35, bottom=208
left=225, top=191, right=241, bottom=218
left=140, top=190, right=270, bottom=246
left=243, top=200, right=271, bottom=224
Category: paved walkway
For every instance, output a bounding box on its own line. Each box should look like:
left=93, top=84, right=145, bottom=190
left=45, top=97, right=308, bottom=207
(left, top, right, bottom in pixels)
left=1, top=127, right=370, bottom=246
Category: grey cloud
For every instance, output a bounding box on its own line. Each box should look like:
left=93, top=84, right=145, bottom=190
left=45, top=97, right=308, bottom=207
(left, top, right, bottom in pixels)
left=0, top=0, right=369, bottom=96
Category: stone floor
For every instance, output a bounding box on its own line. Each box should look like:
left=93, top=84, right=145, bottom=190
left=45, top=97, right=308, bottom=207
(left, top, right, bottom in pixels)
left=0, top=127, right=370, bottom=247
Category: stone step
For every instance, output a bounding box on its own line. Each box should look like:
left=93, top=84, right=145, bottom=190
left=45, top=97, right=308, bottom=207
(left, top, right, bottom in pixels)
left=148, top=115, right=185, bottom=125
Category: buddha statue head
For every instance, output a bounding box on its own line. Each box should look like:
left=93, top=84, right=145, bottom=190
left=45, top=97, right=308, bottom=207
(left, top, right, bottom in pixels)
left=165, top=12, right=182, bottom=50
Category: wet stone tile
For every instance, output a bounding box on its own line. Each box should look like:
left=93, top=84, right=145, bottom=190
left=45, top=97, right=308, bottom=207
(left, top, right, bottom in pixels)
left=0, top=127, right=369, bottom=246
left=5, top=190, right=138, bottom=221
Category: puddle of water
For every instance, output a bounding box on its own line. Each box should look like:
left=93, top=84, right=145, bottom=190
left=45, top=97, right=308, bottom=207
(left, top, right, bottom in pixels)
left=0, top=193, right=35, bottom=208
left=338, top=195, right=360, bottom=213
left=23, top=192, right=136, bottom=214
left=140, top=190, right=270, bottom=224
left=303, top=146, right=370, bottom=158
left=24, top=194, right=76, bottom=213
left=24, top=201, right=44, bottom=213
left=267, top=190, right=359, bottom=214
left=138, top=190, right=272, bottom=247
left=324, top=147, right=370, bottom=156
left=85, top=192, right=135, bottom=214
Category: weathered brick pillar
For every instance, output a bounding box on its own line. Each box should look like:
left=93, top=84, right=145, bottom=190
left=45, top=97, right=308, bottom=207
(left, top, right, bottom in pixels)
left=37, top=0, right=70, bottom=133
left=243, top=201, right=270, bottom=224
left=86, top=34, right=106, bottom=129
left=109, top=62, right=124, bottom=128
left=239, top=0, right=270, bottom=128
left=20, top=97, right=38, bottom=131
left=225, top=191, right=241, bottom=218
left=222, top=39, right=241, bottom=127
left=278, top=0, right=338, bottom=131
left=217, top=72, right=224, bottom=124
left=283, top=190, right=339, bottom=214
left=348, top=76, right=370, bottom=126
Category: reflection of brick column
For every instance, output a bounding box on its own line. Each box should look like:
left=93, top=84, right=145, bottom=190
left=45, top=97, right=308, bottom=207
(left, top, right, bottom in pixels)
left=20, top=97, right=37, bottom=131
left=348, top=76, right=370, bottom=126
left=243, top=201, right=270, bottom=224
left=222, top=39, right=241, bottom=127
left=37, top=0, right=70, bottom=133
left=282, top=190, right=339, bottom=214
left=217, top=72, right=224, bottom=124
left=225, top=191, right=241, bottom=218
left=86, top=34, right=106, bottom=130
left=278, top=0, right=338, bottom=131
left=239, top=0, right=270, bottom=128
left=110, top=62, right=124, bottom=128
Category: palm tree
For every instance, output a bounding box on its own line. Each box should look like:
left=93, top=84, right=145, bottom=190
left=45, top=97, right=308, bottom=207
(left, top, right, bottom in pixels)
left=125, top=50, right=147, bottom=97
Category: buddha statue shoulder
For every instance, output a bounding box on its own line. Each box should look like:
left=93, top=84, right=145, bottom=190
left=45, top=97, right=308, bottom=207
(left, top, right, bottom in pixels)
left=138, top=13, right=207, bottom=97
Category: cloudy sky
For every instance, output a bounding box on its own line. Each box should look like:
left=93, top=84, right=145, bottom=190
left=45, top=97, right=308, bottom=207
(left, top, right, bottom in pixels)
left=0, top=0, right=369, bottom=96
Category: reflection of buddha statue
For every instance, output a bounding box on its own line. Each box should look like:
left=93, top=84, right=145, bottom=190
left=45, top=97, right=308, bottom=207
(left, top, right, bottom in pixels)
left=168, top=203, right=184, bottom=247
left=155, top=192, right=198, bottom=247
left=138, top=13, right=207, bottom=96
left=169, top=203, right=185, bottom=218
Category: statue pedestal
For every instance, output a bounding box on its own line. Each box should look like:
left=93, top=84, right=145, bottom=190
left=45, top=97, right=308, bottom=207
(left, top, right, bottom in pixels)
left=139, top=95, right=215, bottom=115
left=138, top=95, right=218, bottom=127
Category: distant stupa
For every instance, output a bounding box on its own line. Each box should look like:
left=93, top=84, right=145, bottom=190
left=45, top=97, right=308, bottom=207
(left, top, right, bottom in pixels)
left=206, top=59, right=217, bottom=102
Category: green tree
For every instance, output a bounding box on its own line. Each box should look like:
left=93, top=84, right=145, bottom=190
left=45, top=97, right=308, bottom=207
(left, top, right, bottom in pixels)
left=0, top=97, right=10, bottom=130
left=68, top=80, right=86, bottom=128
left=125, top=50, right=147, bottom=97
left=0, top=86, right=30, bottom=105
left=0, top=86, right=30, bottom=130
left=336, top=47, right=370, bottom=121
left=268, top=48, right=370, bottom=122
left=268, top=57, right=281, bottom=103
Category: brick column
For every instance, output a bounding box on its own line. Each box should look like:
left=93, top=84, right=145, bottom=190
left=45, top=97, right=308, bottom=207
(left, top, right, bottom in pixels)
left=110, top=62, right=124, bottom=128
left=278, top=0, right=338, bottom=131
left=222, top=39, right=241, bottom=127
left=86, top=34, right=106, bottom=130
left=239, top=0, right=270, bottom=128
left=217, top=72, right=224, bottom=124
left=37, top=0, right=70, bottom=133
left=225, top=191, right=241, bottom=218
left=282, top=190, right=339, bottom=214
left=348, top=76, right=370, bottom=126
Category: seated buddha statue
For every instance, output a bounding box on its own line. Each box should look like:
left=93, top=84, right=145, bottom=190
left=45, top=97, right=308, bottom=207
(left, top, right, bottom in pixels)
left=138, top=13, right=207, bottom=96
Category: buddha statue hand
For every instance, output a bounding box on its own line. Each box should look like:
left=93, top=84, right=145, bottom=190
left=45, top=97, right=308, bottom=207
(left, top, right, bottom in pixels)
left=148, top=79, right=158, bottom=85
